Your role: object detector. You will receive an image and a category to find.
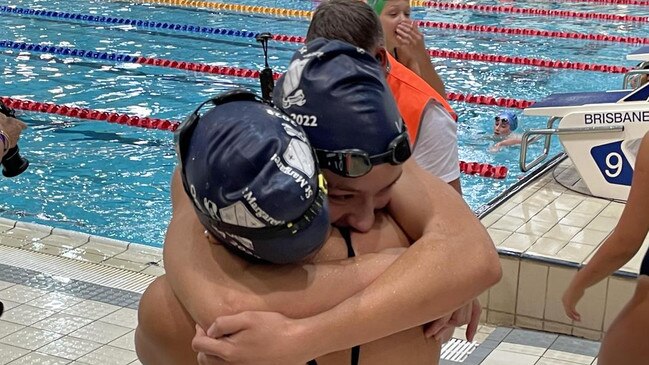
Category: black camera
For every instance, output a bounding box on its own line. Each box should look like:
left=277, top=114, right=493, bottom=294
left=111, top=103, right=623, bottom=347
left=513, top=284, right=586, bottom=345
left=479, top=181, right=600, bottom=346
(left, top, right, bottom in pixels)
left=255, top=32, right=275, bottom=103
left=0, top=101, right=29, bottom=177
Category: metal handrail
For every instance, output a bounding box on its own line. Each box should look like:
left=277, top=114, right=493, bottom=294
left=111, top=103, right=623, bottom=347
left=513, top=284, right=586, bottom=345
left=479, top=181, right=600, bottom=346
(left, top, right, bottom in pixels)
left=622, top=61, right=649, bottom=89
left=519, top=119, right=624, bottom=172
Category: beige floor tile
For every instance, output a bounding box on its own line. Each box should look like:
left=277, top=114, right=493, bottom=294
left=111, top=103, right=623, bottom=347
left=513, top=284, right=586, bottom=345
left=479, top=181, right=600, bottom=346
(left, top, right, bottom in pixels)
left=604, top=277, right=635, bottom=331
left=585, top=216, right=618, bottom=233
left=498, top=232, right=537, bottom=252
left=38, top=336, right=102, bottom=361
left=0, top=300, right=20, bottom=312
left=70, top=242, right=127, bottom=261
left=0, top=321, right=25, bottom=340
left=486, top=228, right=512, bottom=245
left=32, top=313, right=94, bottom=335
left=0, top=343, right=30, bottom=365
left=572, top=327, right=602, bottom=341
left=576, top=279, right=608, bottom=331
left=0, top=236, right=28, bottom=248
left=61, top=300, right=121, bottom=321
left=559, top=211, right=597, bottom=228
left=481, top=349, right=539, bottom=365
left=544, top=349, right=595, bottom=364
left=108, top=331, right=136, bottom=352
left=515, top=220, right=556, bottom=237
left=495, top=342, right=545, bottom=356
left=543, top=224, right=582, bottom=242
left=506, top=204, right=543, bottom=221
left=490, top=215, right=527, bottom=233
left=20, top=242, right=68, bottom=256
left=140, top=265, right=165, bottom=277
left=547, top=194, right=585, bottom=211
left=486, top=311, right=515, bottom=327
left=527, top=237, right=568, bottom=256
left=543, top=320, right=573, bottom=335
left=515, top=315, right=544, bottom=331
left=488, top=258, right=519, bottom=313
left=598, top=202, right=625, bottom=219
left=114, top=245, right=162, bottom=264
left=517, top=261, right=548, bottom=318
left=545, top=266, right=577, bottom=324
left=101, top=258, right=148, bottom=272
left=0, top=286, right=48, bottom=304
left=27, top=292, right=82, bottom=312
left=556, top=243, right=596, bottom=264
left=77, top=345, right=138, bottom=365
left=0, top=281, right=14, bottom=291
left=37, top=232, right=90, bottom=250
left=70, top=321, right=131, bottom=344
left=6, top=352, right=71, bottom=365
left=100, top=308, right=138, bottom=329
left=1, top=305, right=56, bottom=326
left=1, top=227, right=50, bottom=242
left=531, top=209, right=570, bottom=224
left=0, top=327, right=62, bottom=351
left=60, top=250, right=105, bottom=263
left=570, top=229, right=610, bottom=246
left=480, top=213, right=502, bottom=228
left=573, top=199, right=609, bottom=215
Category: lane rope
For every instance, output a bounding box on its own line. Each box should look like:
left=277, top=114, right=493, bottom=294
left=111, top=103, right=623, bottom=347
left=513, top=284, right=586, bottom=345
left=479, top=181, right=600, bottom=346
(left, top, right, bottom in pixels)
left=411, top=1, right=649, bottom=22
left=2, top=39, right=631, bottom=75
left=0, top=97, right=180, bottom=131
left=460, top=161, right=509, bottom=179
left=4, top=6, right=648, bottom=46
left=0, top=40, right=537, bottom=109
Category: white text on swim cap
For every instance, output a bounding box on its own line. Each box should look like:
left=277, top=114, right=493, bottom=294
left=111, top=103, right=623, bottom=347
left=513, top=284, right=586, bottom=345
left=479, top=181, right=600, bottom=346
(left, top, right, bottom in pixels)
left=271, top=154, right=314, bottom=199
left=241, top=187, right=284, bottom=226
left=190, top=184, right=219, bottom=220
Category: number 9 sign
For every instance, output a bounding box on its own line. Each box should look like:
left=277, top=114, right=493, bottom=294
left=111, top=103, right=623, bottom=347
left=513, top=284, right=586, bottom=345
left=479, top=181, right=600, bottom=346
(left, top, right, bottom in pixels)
left=591, top=141, right=633, bottom=186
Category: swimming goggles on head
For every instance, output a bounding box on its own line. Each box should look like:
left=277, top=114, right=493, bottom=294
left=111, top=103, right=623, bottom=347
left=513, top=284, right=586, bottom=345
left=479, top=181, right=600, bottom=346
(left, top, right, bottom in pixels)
left=314, top=126, right=412, bottom=178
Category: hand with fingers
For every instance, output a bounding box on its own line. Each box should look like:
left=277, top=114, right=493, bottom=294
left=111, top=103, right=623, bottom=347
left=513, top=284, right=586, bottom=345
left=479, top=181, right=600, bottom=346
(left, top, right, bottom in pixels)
left=0, top=111, right=27, bottom=159
left=193, top=312, right=312, bottom=365
left=423, top=298, right=482, bottom=342
left=562, top=283, right=584, bottom=322
left=394, top=20, right=427, bottom=67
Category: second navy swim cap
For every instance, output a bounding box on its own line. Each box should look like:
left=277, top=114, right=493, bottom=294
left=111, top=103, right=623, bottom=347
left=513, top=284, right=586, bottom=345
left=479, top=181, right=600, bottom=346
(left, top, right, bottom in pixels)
left=176, top=89, right=330, bottom=264
left=273, top=38, right=405, bottom=157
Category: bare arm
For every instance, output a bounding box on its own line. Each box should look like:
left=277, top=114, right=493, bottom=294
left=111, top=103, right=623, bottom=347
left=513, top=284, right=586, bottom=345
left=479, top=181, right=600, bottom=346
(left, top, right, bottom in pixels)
left=164, top=168, right=401, bottom=327
left=495, top=138, right=522, bottom=147
left=564, top=133, right=649, bottom=320
left=301, top=160, right=500, bottom=353
left=195, top=160, right=500, bottom=364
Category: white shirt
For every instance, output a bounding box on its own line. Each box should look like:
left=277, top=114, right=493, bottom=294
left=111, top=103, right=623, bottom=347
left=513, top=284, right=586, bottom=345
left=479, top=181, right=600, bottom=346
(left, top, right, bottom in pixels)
left=412, top=100, right=460, bottom=183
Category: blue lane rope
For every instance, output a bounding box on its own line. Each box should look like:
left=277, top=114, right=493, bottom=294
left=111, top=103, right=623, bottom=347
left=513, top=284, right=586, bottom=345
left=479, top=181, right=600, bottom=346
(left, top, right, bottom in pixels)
left=0, top=6, right=259, bottom=39
left=0, top=40, right=138, bottom=63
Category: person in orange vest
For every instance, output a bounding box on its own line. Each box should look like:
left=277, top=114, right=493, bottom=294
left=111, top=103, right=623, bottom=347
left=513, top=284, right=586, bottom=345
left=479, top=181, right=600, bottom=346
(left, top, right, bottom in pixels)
left=368, top=0, right=447, bottom=99
left=307, top=0, right=462, bottom=193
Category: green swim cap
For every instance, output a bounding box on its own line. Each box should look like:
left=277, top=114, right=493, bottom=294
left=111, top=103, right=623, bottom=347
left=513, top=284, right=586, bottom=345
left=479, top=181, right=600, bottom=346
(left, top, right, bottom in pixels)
left=367, top=0, right=386, bottom=14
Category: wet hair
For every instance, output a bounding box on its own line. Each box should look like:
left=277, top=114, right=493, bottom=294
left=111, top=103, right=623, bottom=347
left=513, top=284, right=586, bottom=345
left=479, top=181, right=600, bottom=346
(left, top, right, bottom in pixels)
left=306, top=0, right=384, bottom=53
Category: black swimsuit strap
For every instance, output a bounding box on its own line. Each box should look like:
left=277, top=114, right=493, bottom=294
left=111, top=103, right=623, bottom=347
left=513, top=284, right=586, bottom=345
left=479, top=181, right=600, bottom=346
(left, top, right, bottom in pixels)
left=307, top=227, right=359, bottom=365
left=339, top=226, right=355, bottom=258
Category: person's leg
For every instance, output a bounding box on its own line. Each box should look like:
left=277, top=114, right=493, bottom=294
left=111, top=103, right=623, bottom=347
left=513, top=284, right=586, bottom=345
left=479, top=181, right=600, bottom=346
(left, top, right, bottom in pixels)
left=597, top=275, right=649, bottom=364
left=135, top=275, right=198, bottom=365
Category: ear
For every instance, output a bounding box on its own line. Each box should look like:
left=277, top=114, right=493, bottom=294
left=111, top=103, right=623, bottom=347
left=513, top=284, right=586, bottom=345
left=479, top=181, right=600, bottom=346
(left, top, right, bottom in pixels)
left=375, top=47, right=388, bottom=69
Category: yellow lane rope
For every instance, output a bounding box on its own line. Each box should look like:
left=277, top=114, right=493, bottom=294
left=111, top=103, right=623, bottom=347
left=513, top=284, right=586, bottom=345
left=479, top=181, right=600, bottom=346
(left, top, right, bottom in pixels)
left=131, top=0, right=313, bottom=19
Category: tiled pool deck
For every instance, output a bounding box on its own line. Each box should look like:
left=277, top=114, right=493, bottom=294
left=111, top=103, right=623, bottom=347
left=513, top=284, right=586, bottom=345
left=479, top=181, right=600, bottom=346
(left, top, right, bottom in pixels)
left=1, top=157, right=639, bottom=364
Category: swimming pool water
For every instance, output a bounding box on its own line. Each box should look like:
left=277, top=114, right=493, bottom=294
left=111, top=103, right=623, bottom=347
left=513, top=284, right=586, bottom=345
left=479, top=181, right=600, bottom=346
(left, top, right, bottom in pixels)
left=1, top=0, right=648, bottom=247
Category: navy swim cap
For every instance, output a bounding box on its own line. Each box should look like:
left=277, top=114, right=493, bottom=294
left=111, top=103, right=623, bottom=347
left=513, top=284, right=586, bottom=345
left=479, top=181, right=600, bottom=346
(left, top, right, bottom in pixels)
left=497, top=111, right=518, bottom=131
left=176, top=89, right=330, bottom=264
left=273, top=38, right=405, bottom=157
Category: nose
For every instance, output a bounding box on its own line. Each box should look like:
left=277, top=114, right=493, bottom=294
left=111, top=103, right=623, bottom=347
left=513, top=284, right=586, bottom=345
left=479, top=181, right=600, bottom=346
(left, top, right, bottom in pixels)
left=345, top=201, right=376, bottom=233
